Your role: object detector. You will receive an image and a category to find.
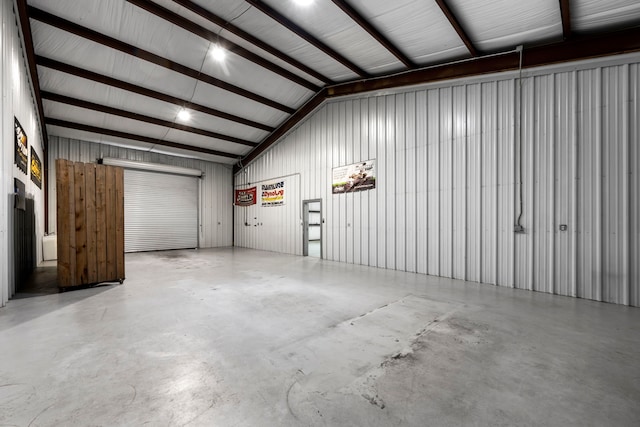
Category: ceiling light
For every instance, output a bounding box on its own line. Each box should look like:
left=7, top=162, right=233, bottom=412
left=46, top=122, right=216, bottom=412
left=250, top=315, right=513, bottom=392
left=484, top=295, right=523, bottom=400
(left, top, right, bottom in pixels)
left=294, top=0, right=313, bottom=5
left=210, top=44, right=226, bottom=62
left=177, top=109, right=191, bottom=121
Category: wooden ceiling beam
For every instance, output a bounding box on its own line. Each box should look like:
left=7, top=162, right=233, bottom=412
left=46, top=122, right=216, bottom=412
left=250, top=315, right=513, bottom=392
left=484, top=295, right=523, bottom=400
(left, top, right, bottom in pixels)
left=170, top=0, right=332, bottom=85
left=41, top=91, right=257, bottom=147
left=236, top=26, right=640, bottom=172
left=16, top=0, right=50, bottom=233
left=45, top=118, right=240, bottom=159
left=238, top=88, right=328, bottom=170
left=434, top=0, right=479, bottom=57
left=29, top=6, right=295, bottom=114
left=330, top=0, right=415, bottom=68
left=244, top=0, right=369, bottom=78
left=126, top=0, right=321, bottom=91
left=36, top=56, right=275, bottom=132
left=328, top=26, right=640, bottom=95
left=559, top=0, right=572, bottom=40
left=16, top=0, right=48, bottom=147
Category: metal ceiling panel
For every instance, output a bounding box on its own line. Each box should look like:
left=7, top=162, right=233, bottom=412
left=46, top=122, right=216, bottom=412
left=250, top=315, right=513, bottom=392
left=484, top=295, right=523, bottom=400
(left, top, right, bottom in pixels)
left=110, top=1, right=316, bottom=107
left=30, top=0, right=209, bottom=71
left=43, top=101, right=251, bottom=156
left=28, top=0, right=126, bottom=35
left=260, top=0, right=399, bottom=78
left=347, top=0, right=468, bottom=65
left=156, top=0, right=327, bottom=86
left=43, top=102, right=173, bottom=140
left=217, top=6, right=358, bottom=81
left=45, top=125, right=239, bottom=165
left=572, top=0, right=640, bottom=32
left=31, top=20, right=294, bottom=123
left=31, top=21, right=197, bottom=99
left=33, top=14, right=304, bottom=117
left=36, top=67, right=270, bottom=142
left=447, top=0, right=563, bottom=52
left=30, top=21, right=122, bottom=84
left=189, top=80, right=290, bottom=127
left=45, top=125, right=154, bottom=152
left=22, top=0, right=640, bottom=165
left=161, top=129, right=249, bottom=155
left=197, top=52, right=314, bottom=109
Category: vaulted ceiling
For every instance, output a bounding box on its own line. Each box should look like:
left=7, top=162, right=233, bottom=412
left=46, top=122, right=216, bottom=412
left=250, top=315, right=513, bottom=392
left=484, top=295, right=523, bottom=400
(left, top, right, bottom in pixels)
left=17, top=0, right=640, bottom=167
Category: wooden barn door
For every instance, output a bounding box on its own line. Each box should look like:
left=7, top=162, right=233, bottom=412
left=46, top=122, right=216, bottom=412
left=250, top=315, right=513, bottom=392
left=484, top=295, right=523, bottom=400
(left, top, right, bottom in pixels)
left=56, top=159, right=125, bottom=288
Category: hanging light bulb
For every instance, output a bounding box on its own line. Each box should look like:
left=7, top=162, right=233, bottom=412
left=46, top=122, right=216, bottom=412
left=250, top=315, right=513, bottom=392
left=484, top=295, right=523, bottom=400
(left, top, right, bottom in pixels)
left=210, top=44, right=226, bottom=62
left=294, top=0, right=313, bottom=5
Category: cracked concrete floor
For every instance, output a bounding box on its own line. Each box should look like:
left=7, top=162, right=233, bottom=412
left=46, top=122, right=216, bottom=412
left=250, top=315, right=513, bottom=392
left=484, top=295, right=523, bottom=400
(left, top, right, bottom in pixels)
left=1, top=248, right=639, bottom=426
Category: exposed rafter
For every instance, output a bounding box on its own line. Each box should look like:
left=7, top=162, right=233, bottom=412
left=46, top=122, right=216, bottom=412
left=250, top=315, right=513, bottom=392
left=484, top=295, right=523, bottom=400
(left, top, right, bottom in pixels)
left=41, top=91, right=257, bottom=147
left=46, top=118, right=240, bottom=160
left=434, top=0, right=479, bottom=57
left=16, top=0, right=47, bottom=147
left=16, top=0, right=49, bottom=233
left=238, top=89, right=328, bottom=172
left=29, top=6, right=295, bottom=114
left=125, top=0, right=321, bottom=91
left=244, top=0, right=369, bottom=78
left=559, top=0, right=572, bottom=40
left=36, top=56, right=275, bottom=132
left=236, top=26, right=640, bottom=172
left=170, top=0, right=333, bottom=85
left=330, top=0, right=415, bottom=68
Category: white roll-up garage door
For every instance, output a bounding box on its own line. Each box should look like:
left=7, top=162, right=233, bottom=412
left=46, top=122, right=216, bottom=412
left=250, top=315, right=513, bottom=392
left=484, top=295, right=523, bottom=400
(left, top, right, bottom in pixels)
left=124, top=169, right=198, bottom=252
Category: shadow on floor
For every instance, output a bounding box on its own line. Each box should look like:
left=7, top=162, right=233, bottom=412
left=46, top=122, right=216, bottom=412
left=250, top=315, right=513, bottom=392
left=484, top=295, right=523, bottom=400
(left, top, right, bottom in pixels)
left=2, top=262, right=119, bottom=332
left=13, top=261, right=59, bottom=299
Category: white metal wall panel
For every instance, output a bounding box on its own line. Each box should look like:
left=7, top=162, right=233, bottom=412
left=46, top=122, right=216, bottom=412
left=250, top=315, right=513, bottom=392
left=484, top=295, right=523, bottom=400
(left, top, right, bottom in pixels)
left=602, top=64, right=630, bottom=305
left=427, top=90, right=440, bottom=276
left=234, top=53, right=640, bottom=307
left=47, top=136, right=232, bottom=249
left=631, top=63, right=640, bottom=308
left=576, top=68, right=602, bottom=301
left=466, top=84, right=482, bottom=283
left=124, top=169, right=197, bottom=252
left=1, top=0, right=46, bottom=306
left=480, top=82, right=498, bottom=285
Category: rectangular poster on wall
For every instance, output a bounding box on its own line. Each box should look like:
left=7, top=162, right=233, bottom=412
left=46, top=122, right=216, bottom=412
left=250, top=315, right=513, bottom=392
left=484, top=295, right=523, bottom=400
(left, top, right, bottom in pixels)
left=332, top=160, right=376, bottom=194
left=30, top=147, right=42, bottom=189
left=235, top=187, right=257, bottom=206
left=14, top=117, right=28, bottom=174
left=261, top=180, right=285, bottom=207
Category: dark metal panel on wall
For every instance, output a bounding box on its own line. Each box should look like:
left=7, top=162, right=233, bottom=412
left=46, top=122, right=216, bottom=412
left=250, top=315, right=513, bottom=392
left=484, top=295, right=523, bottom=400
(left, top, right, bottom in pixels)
left=14, top=196, right=36, bottom=294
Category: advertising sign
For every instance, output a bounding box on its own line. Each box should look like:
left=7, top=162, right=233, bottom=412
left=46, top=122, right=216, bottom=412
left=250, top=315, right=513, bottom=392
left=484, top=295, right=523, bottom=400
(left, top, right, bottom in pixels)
left=261, top=180, right=285, bottom=207
left=235, top=187, right=257, bottom=206
left=332, top=160, right=376, bottom=194
left=30, top=147, right=42, bottom=189
left=14, top=117, right=28, bottom=174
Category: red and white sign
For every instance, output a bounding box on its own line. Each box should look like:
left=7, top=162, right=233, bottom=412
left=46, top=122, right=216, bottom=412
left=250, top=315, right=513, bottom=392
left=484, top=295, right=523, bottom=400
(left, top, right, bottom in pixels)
left=235, top=187, right=257, bottom=206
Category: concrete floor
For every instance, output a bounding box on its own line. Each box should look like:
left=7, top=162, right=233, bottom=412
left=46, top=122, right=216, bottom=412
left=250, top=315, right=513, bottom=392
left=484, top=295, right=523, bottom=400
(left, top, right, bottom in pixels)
left=1, top=248, right=639, bottom=426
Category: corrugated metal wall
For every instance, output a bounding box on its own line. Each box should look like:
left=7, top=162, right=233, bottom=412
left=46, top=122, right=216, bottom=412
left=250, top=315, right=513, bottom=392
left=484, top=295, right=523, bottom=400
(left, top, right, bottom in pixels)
left=2, top=0, right=46, bottom=306
left=235, top=53, right=640, bottom=307
left=48, top=136, right=233, bottom=248
left=234, top=174, right=301, bottom=254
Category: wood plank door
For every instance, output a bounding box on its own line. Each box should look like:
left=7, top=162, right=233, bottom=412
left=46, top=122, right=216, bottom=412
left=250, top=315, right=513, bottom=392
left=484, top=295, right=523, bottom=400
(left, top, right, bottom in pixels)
left=56, top=159, right=125, bottom=288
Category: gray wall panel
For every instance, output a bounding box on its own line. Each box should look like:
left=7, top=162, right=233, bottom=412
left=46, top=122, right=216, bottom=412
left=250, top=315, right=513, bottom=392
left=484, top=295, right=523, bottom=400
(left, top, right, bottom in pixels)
left=631, top=64, right=639, bottom=307
left=234, top=53, right=640, bottom=306
left=48, top=136, right=233, bottom=249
